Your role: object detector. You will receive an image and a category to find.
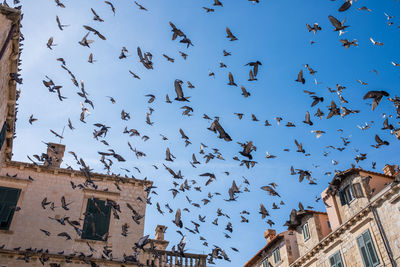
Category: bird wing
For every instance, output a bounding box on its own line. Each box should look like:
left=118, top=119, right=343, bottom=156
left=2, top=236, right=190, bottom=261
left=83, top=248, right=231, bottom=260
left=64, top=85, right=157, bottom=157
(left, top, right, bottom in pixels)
left=328, top=15, right=341, bottom=28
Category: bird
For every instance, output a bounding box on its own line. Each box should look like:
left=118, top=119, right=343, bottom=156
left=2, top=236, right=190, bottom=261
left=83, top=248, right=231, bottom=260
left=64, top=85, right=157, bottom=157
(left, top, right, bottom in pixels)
left=338, top=0, right=352, bottom=12
left=306, top=23, right=321, bottom=34
left=226, top=27, right=238, bottom=41
left=295, top=70, right=305, bottom=84
left=134, top=1, right=147, bottom=11
left=56, top=16, right=69, bottom=30
left=46, top=37, right=57, bottom=49
left=363, top=91, right=389, bottom=111
left=29, top=115, right=37, bottom=124
left=328, top=15, right=349, bottom=32
left=227, top=72, right=237, bottom=86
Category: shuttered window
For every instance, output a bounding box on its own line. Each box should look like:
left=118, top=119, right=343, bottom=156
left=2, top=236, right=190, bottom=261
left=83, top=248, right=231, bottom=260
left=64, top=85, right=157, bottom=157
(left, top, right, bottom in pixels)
left=82, top=198, right=111, bottom=241
left=357, top=229, right=380, bottom=267
left=329, top=251, right=344, bottom=267
left=273, top=247, right=281, bottom=263
left=0, top=121, right=6, bottom=151
left=262, top=257, right=269, bottom=267
left=0, top=186, right=21, bottom=230
left=352, top=183, right=364, bottom=198
left=339, top=185, right=355, bottom=205
left=303, top=222, right=310, bottom=241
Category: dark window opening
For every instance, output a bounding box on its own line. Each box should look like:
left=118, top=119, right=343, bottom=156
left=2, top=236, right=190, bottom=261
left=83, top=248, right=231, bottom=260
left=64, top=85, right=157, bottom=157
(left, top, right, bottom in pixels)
left=0, top=186, right=21, bottom=230
left=82, top=198, right=111, bottom=241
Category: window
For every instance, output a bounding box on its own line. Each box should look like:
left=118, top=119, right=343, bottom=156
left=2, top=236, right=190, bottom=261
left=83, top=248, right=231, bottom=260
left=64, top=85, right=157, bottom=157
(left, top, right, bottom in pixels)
left=339, top=185, right=354, bottom=205
left=329, top=251, right=344, bottom=267
left=273, top=248, right=281, bottom=263
left=0, top=121, right=6, bottom=151
left=82, top=198, right=111, bottom=241
left=357, top=229, right=380, bottom=267
left=0, top=186, right=21, bottom=230
left=262, top=257, right=269, bottom=267
left=352, top=183, right=364, bottom=198
left=303, top=222, right=310, bottom=241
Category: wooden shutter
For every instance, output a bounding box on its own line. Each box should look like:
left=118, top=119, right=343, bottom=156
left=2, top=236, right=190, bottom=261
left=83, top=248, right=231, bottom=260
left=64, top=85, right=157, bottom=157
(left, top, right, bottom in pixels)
left=339, top=190, right=347, bottom=205
left=352, top=183, right=364, bottom=198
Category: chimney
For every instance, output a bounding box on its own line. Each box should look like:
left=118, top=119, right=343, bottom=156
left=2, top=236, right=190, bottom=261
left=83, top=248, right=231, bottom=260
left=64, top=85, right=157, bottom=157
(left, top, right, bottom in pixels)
left=44, top=143, right=65, bottom=168
left=264, top=229, right=276, bottom=243
left=383, top=164, right=396, bottom=176
left=155, top=225, right=167, bottom=241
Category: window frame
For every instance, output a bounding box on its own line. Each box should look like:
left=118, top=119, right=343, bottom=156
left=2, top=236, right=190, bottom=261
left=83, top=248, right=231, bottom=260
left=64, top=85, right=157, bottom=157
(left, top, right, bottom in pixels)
left=339, top=185, right=355, bottom=205
left=272, top=247, right=281, bottom=264
left=261, top=256, right=269, bottom=267
left=0, top=186, right=21, bottom=230
left=356, top=229, right=380, bottom=267
left=303, top=222, right=310, bottom=241
left=329, top=250, right=344, bottom=267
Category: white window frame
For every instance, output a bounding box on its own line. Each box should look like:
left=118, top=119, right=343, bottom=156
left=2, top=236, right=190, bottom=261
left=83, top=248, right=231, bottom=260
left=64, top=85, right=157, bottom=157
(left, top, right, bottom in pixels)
left=272, top=247, right=281, bottom=263
left=303, top=222, right=310, bottom=241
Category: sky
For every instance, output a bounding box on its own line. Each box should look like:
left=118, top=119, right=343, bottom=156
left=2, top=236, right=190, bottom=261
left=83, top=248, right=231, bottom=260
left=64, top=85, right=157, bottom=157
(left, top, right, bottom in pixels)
left=9, top=0, right=400, bottom=266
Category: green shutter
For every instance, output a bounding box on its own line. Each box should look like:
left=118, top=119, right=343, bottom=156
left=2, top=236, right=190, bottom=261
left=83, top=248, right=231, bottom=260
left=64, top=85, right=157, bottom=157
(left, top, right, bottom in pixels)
left=0, top=122, right=6, bottom=151
left=329, top=255, right=337, bottom=267
left=82, top=198, right=111, bottom=241
left=329, top=251, right=343, bottom=267
left=335, top=251, right=344, bottom=267
left=363, top=230, right=380, bottom=266
left=357, top=233, right=372, bottom=267
left=0, top=186, right=21, bottom=230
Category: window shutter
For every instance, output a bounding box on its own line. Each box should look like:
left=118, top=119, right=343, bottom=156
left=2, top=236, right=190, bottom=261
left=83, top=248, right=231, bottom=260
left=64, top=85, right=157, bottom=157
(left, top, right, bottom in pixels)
left=357, top=234, right=372, bottom=267
left=0, top=122, right=7, bottom=151
left=329, top=255, right=337, bottom=267
left=352, top=183, right=364, bottom=198
left=335, top=252, right=344, bottom=267
left=363, top=230, right=380, bottom=266
left=339, top=190, right=346, bottom=205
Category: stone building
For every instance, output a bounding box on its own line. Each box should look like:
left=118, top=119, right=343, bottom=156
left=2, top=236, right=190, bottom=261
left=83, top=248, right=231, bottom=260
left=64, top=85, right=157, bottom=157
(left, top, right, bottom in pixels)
left=244, top=229, right=299, bottom=267
left=0, top=5, right=207, bottom=267
left=245, top=165, right=400, bottom=267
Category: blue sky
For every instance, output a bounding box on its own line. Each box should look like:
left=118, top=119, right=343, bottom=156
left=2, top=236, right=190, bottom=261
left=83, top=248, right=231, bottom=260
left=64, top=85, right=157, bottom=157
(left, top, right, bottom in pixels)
left=12, top=0, right=400, bottom=265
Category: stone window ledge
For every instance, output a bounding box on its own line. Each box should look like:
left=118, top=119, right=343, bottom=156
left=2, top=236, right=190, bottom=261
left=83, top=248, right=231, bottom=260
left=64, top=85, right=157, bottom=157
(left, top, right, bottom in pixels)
left=0, top=229, right=13, bottom=234
left=75, top=238, right=108, bottom=245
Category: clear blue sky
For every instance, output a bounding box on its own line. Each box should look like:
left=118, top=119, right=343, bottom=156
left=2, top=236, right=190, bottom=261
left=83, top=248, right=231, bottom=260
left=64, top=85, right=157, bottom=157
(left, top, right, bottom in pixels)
left=12, top=0, right=400, bottom=266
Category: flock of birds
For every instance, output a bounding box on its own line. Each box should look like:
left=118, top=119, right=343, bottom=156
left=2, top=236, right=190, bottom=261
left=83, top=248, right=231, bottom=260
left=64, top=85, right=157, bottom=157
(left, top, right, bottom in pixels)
left=1, top=0, right=400, bottom=265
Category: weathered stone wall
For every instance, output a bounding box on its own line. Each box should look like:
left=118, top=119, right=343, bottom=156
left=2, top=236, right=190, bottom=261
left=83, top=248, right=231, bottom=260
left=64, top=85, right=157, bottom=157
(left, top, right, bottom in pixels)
left=295, top=214, right=320, bottom=256
left=0, top=12, right=13, bottom=168
left=0, top=163, right=149, bottom=263
left=374, top=185, right=400, bottom=265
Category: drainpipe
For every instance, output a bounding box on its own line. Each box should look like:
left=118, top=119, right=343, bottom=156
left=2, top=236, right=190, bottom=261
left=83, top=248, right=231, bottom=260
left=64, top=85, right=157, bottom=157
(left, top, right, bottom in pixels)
left=0, top=24, right=15, bottom=61
left=370, top=206, right=397, bottom=267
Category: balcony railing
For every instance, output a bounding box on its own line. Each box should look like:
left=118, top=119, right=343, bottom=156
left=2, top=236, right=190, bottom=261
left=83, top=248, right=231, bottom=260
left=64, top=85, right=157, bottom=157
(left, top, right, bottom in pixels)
left=142, top=249, right=208, bottom=267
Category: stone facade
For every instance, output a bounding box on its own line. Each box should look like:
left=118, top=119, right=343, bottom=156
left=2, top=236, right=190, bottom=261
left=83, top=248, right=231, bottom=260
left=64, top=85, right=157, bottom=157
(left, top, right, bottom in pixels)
left=0, top=6, right=20, bottom=169
left=244, top=231, right=299, bottom=267
left=245, top=166, right=400, bottom=267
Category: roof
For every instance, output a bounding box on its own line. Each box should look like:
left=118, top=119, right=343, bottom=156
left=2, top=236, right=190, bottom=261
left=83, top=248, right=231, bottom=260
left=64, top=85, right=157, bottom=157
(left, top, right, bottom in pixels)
left=327, top=167, right=394, bottom=195
left=0, top=5, right=21, bottom=161
left=244, top=232, right=286, bottom=267
left=3, top=160, right=153, bottom=187
left=284, top=209, right=327, bottom=230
